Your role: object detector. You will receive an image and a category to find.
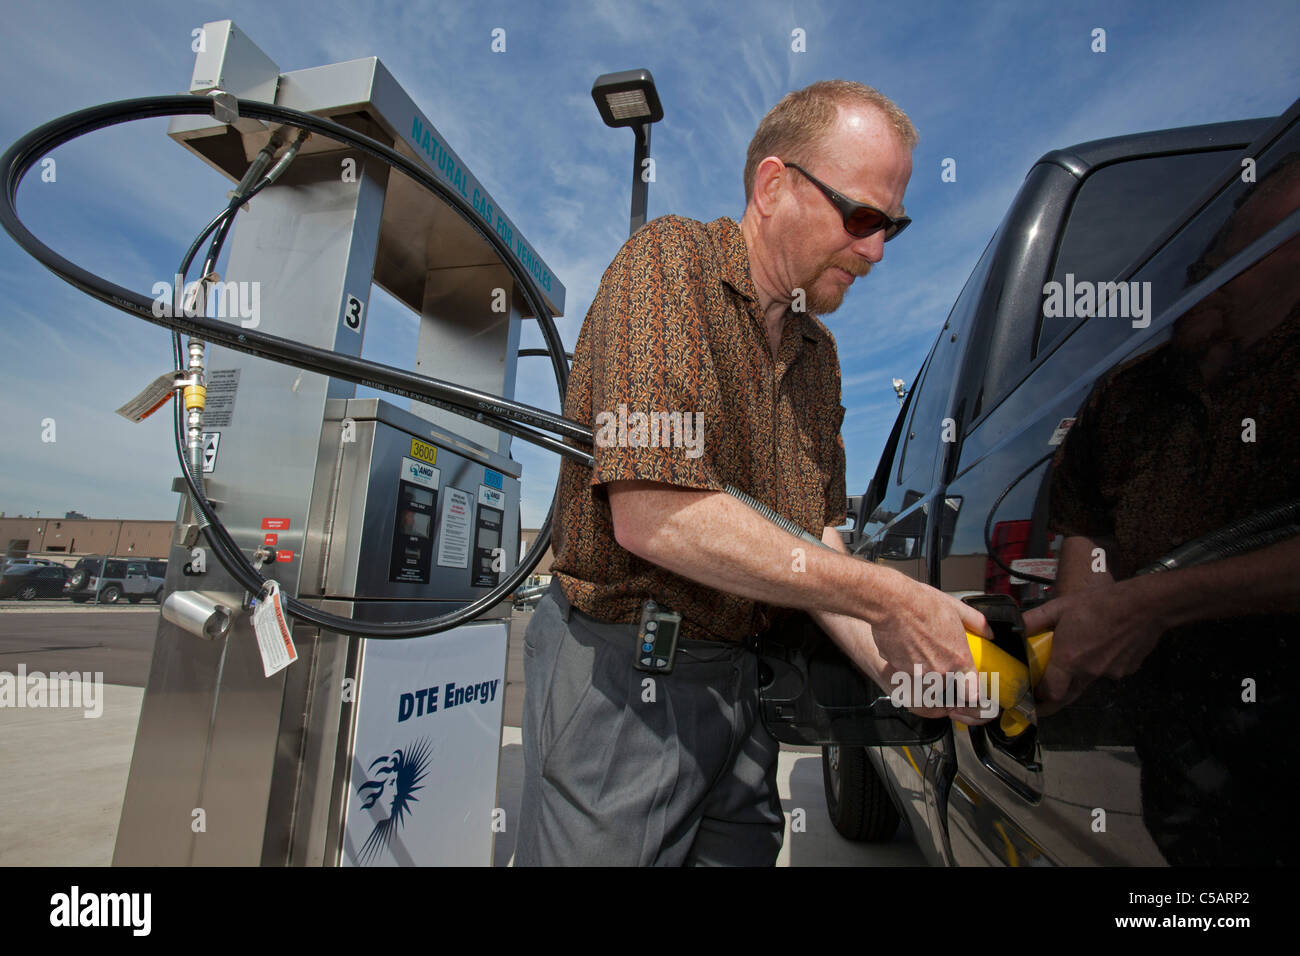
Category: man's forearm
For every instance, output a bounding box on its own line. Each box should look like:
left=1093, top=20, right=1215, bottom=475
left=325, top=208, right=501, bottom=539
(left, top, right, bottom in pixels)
left=808, top=526, right=890, bottom=684
left=1055, top=532, right=1300, bottom=628
left=608, top=481, right=904, bottom=626
left=1129, top=533, right=1300, bottom=629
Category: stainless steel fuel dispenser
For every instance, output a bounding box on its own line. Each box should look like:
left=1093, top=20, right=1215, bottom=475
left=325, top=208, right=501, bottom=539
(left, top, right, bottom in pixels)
left=113, top=21, right=564, bottom=867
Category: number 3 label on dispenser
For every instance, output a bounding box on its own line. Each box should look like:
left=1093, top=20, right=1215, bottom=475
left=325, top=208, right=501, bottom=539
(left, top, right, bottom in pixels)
left=343, top=294, right=365, bottom=334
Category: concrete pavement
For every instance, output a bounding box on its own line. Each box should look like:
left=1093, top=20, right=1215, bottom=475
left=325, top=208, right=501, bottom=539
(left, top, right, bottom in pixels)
left=0, top=604, right=924, bottom=866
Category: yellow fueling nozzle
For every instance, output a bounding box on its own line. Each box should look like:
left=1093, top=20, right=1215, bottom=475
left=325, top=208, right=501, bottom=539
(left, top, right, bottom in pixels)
left=964, top=631, right=1029, bottom=709
left=963, top=629, right=1054, bottom=737
left=1026, top=630, right=1053, bottom=686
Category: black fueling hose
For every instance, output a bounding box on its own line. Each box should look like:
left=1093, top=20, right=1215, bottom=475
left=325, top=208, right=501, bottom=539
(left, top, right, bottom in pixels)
left=1, top=94, right=592, bottom=637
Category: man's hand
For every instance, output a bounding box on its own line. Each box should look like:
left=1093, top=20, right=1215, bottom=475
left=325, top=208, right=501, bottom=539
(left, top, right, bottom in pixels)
left=1023, top=532, right=1300, bottom=718
left=865, top=569, right=995, bottom=723
left=813, top=528, right=994, bottom=725
left=1022, top=579, right=1164, bottom=716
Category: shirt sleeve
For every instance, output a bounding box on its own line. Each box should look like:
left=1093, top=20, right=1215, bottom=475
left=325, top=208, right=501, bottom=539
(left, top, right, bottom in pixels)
left=581, top=216, right=726, bottom=493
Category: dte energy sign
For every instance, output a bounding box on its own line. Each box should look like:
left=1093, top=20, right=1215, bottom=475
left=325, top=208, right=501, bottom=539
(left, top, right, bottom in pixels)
left=342, top=621, right=508, bottom=866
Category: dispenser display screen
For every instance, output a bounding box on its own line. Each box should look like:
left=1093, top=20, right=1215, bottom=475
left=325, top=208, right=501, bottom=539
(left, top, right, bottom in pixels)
left=390, top=456, right=440, bottom=584
left=471, top=493, right=505, bottom=588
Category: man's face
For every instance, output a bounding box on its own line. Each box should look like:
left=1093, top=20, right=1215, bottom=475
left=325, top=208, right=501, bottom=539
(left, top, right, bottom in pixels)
left=769, top=105, right=913, bottom=315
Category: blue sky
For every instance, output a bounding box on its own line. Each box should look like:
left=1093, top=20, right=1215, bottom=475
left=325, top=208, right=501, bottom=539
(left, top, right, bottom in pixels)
left=0, top=0, right=1296, bottom=527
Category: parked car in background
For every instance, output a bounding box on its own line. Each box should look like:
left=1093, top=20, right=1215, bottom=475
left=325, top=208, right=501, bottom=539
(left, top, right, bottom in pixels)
left=813, top=96, right=1300, bottom=865
left=64, top=556, right=167, bottom=604
left=0, top=563, right=71, bottom=600
left=0, top=556, right=56, bottom=574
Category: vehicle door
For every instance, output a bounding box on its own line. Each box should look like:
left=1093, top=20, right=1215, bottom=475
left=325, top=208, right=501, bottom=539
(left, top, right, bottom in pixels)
left=938, top=106, right=1299, bottom=865
left=38, top=566, right=68, bottom=597
left=125, top=561, right=150, bottom=596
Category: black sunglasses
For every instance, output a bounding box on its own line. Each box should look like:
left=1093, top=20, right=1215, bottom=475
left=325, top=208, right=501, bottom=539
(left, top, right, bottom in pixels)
left=784, top=162, right=911, bottom=241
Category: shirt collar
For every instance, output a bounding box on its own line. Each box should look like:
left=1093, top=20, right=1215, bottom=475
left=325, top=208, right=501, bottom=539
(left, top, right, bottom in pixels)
left=707, top=216, right=828, bottom=349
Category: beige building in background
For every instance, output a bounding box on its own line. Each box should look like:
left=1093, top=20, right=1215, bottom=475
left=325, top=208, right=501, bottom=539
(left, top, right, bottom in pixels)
left=0, top=516, right=174, bottom=564
left=6, top=517, right=541, bottom=570
left=519, top=528, right=553, bottom=581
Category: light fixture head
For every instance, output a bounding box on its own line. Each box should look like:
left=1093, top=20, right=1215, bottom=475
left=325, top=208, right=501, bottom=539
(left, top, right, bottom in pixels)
left=592, top=69, right=663, bottom=128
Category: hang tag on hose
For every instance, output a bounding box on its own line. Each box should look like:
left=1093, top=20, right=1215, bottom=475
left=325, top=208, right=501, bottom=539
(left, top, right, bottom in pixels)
left=115, top=371, right=182, bottom=422
left=251, top=580, right=298, bottom=677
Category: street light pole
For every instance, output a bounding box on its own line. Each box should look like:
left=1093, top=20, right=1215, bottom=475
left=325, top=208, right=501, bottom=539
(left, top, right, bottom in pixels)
left=630, top=122, right=651, bottom=235
left=591, top=69, right=663, bottom=239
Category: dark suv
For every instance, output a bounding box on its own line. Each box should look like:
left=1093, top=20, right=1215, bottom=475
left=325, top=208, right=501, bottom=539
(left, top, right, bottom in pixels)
left=810, top=97, right=1300, bottom=866
left=65, top=556, right=167, bottom=604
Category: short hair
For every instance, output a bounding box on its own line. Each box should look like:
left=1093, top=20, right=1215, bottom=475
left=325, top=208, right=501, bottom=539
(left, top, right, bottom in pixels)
left=743, top=80, right=918, bottom=203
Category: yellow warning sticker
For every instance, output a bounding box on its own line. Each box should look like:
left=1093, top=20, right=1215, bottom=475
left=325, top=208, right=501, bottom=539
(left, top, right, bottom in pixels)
left=410, top=438, right=438, bottom=465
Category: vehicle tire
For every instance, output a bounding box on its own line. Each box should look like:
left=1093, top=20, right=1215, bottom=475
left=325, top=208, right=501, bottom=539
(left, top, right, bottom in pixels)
left=70, top=596, right=88, bottom=604
left=128, top=595, right=142, bottom=604
left=822, top=745, right=900, bottom=842
left=17, top=585, right=38, bottom=601
left=100, top=584, right=123, bottom=604
left=68, top=569, right=87, bottom=590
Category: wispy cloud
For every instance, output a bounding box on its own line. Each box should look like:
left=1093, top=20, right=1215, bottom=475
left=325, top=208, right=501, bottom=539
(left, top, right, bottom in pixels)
left=1, top=0, right=1296, bottom=529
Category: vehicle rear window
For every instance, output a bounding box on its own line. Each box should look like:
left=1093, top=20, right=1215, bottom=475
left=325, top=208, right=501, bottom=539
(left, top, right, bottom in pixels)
left=147, top=561, right=168, bottom=577
left=1036, top=149, right=1237, bottom=357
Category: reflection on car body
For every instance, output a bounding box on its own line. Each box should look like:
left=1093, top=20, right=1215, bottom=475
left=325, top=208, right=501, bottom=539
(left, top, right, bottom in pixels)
left=820, top=97, right=1300, bottom=865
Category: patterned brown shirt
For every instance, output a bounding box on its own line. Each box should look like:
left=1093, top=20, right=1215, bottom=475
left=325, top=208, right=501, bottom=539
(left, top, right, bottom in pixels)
left=552, top=215, right=847, bottom=642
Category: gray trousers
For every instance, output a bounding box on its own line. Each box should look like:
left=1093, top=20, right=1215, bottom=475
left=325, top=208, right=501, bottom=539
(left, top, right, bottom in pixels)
left=514, top=582, right=784, bottom=866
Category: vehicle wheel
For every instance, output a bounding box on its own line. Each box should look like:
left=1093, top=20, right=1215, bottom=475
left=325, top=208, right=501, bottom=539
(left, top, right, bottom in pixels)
left=100, top=585, right=123, bottom=604
left=153, top=588, right=164, bottom=603
left=68, top=570, right=87, bottom=589
left=822, top=745, right=900, bottom=842
left=70, top=596, right=88, bottom=604
left=128, top=595, right=142, bottom=604
left=17, top=585, right=38, bottom=601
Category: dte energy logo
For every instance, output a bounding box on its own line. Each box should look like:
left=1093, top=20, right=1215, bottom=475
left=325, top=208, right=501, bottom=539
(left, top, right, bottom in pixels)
left=49, top=886, right=151, bottom=936
left=355, top=738, right=433, bottom=864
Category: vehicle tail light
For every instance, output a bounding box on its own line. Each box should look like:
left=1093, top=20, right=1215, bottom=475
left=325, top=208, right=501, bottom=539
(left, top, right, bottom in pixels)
left=985, top=520, right=1031, bottom=595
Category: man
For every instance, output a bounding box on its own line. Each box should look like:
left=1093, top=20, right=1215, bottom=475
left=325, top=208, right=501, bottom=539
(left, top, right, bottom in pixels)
left=515, top=80, right=991, bottom=867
